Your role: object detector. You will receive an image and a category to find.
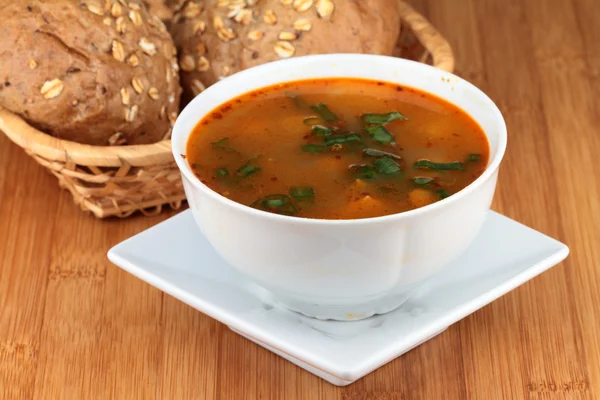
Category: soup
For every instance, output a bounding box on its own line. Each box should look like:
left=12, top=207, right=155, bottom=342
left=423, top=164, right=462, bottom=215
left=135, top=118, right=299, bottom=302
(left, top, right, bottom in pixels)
left=186, top=78, right=489, bottom=220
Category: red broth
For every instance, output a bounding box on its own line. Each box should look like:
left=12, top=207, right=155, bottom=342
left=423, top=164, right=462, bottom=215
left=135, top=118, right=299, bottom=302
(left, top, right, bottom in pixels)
left=186, top=78, right=489, bottom=219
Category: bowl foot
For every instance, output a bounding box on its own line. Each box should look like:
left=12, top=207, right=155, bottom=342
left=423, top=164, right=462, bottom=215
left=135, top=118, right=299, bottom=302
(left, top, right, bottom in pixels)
left=245, top=283, right=421, bottom=321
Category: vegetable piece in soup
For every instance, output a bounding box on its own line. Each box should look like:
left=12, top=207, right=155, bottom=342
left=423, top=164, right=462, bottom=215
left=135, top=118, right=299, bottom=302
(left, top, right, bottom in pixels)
left=186, top=78, right=490, bottom=220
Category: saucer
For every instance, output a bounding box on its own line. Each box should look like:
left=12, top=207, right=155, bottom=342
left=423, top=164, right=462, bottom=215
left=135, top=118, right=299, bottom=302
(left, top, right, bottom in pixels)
left=108, top=210, right=568, bottom=386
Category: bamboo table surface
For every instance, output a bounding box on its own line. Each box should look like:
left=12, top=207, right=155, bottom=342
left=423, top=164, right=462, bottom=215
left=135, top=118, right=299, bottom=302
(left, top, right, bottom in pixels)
left=1, top=0, right=599, bottom=398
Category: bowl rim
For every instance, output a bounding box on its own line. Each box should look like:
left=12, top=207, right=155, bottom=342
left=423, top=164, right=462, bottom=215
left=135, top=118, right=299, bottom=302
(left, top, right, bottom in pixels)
left=172, top=53, right=507, bottom=225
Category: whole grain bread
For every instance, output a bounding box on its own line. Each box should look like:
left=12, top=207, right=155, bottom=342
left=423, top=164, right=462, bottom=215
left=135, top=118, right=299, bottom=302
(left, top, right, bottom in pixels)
left=169, top=0, right=402, bottom=104
left=0, top=0, right=182, bottom=146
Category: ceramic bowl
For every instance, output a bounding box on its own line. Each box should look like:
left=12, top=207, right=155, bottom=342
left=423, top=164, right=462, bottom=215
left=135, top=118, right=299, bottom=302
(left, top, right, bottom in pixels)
left=172, top=54, right=507, bottom=321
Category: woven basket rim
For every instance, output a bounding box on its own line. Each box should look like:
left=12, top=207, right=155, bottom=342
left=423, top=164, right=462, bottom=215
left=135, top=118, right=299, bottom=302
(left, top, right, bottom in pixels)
left=0, top=1, right=454, bottom=168
left=0, top=108, right=173, bottom=167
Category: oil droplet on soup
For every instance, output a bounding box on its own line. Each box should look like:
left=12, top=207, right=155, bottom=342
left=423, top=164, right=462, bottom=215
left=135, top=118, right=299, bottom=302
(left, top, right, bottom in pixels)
left=186, top=78, right=490, bottom=220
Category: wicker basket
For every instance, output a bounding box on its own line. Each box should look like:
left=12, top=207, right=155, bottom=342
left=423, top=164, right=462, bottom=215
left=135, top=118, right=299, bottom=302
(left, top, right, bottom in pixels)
left=0, top=1, right=454, bottom=219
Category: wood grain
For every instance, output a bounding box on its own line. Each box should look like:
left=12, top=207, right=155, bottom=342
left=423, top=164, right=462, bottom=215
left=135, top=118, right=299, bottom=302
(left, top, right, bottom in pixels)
left=1, top=0, right=599, bottom=398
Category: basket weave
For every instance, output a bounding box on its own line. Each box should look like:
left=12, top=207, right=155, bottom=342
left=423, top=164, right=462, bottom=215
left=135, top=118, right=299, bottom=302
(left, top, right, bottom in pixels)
left=0, top=1, right=454, bottom=219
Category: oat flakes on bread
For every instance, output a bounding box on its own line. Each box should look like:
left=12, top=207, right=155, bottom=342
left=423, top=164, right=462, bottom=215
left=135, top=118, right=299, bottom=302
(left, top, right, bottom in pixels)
left=169, top=0, right=402, bottom=104
left=0, top=0, right=182, bottom=146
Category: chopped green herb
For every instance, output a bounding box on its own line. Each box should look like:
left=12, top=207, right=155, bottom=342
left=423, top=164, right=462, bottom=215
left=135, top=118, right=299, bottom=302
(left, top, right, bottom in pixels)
left=413, top=159, right=464, bottom=171
left=365, top=125, right=395, bottom=144
left=362, top=111, right=407, bottom=125
left=350, top=165, right=378, bottom=181
left=191, top=163, right=203, bottom=170
left=215, top=168, right=229, bottom=177
left=211, top=137, right=229, bottom=148
left=467, top=153, right=481, bottom=162
left=303, top=116, right=322, bottom=126
left=363, top=148, right=402, bottom=160
left=236, top=162, right=261, bottom=177
left=412, top=177, right=449, bottom=199
left=324, top=133, right=362, bottom=146
left=311, top=125, right=333, bottom=136
left=302, top=144, right=327, bottom=153
left=289, top=186, right=315, bottom=199
left=412, top=177, right=434, bottom=186
left=310, top=103, right=339, bottom=122
left=436, top=189, right=450, bottom=199
left=251, top=194, right=297, bottom=216
left=265, top=198, right=286, bottom=207
left=211, top=136, right=239, bottom=153
left=374, top=157, right=402, bottom=174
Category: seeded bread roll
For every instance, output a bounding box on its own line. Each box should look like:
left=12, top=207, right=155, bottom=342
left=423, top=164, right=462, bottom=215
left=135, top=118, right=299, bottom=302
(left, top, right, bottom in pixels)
left=169, top=0, right=402, bottom=104
left=0, top=0, right=181, bottom=146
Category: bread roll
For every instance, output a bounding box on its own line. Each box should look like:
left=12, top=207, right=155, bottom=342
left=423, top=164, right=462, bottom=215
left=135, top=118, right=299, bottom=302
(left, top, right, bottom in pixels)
left=0, top=0, right=182, bottom=146
left=169, top=0, right=402, bottom=104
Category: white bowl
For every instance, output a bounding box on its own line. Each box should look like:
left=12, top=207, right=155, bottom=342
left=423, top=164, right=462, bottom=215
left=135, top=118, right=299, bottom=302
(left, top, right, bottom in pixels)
left=172, top=54, right=507, bottom=321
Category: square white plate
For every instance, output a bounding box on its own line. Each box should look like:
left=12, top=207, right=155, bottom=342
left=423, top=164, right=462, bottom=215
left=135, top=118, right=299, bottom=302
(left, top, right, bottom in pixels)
left=108, top=210, right=568, bottom=386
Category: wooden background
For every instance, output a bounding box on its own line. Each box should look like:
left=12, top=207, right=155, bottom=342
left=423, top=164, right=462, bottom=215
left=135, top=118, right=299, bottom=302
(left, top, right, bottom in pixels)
left=1, top=0, right=599, bottom=398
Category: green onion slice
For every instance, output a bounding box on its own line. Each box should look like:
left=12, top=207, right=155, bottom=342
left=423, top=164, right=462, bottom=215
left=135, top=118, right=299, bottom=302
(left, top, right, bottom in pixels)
left=310, top=103, right=339, bottom=122
left=365, top=125, right=395, bottom=144
left=412, top=177, right=449, bottom=199
left=413, top=159, right=464, bottom=171
left=211, top=137, right=230, bottom=148
left=324, top=133, right=362, bottom=146
left=374, top=157, right=402, bottom=174
left=211, top=137, right=228, bottom=147
left=211, top=137, right=239, bottom=153
left=361, top=111, right=407, bottom=125
left=311, top=125, right=333, bottom=136
left=467, top=153, right=481, bottom=162
left=251, top=194, right=297, bottom=216
left=437, top=189, right=450, bottom=199
left=289, top=186, right=315, bottom=199
left=363, top=148, right=402, bottom=160
left=236, top=162, right=261, bottom=177
left=349, top=164, right=378, bottom=181
left=412, top=177, right=434, bottom=186
left=215, top=168, right=229, bottom=177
